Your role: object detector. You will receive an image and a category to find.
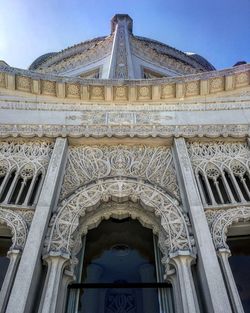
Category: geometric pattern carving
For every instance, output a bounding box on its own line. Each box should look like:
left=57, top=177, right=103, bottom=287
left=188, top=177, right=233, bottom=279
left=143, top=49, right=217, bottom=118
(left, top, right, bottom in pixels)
left=60, top=145, right=179, bottom=200
left=47, top=177, right=192, bottom=257
left=206, top=206, right=250, bottom=250
left=188, top=141, right=250, bottom=176
left=0, top=207, right=28, bottom=250
left=0, top=140, right=54, bottom=174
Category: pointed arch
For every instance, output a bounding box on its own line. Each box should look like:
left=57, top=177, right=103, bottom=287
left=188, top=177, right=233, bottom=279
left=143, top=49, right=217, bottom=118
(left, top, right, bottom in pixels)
left=211, top=206, right=250, bottom=250
left=46, top=177, right=193, bottom=257
left=0, top=208, right=28, bottom=250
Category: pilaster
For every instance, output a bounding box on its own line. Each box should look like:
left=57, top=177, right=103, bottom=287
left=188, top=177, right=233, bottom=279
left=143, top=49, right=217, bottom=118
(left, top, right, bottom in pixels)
left=5, top=138, right=68, bottom=313
left=173, top=137, right=232, bottom=313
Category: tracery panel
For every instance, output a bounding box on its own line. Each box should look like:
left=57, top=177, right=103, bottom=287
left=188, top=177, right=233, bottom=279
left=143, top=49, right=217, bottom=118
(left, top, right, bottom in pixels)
left=188, top=142, right=250, bottom=206
left=0, top=140, right=53, bottom=207
left=60, top=145, right=180, bottom=201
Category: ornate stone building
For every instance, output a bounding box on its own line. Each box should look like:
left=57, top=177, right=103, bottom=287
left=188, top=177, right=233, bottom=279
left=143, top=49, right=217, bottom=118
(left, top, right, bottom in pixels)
left=0, top=14, right=249, bottom=313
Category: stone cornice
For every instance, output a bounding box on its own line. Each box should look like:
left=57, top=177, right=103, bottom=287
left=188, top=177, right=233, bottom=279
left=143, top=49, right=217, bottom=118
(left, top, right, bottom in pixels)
left=0, top=123, right=249, bottom=139
left=0, top=64, right=249, bottom=103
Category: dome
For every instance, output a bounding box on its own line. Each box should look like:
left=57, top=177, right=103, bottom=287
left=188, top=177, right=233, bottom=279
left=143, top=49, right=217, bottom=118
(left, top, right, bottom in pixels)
left=29, top=14, right=215, bottom=79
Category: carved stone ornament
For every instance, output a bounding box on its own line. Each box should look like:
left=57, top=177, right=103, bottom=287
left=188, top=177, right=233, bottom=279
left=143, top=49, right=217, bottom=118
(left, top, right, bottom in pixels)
left=1, top=124, right=250, bottom=139
left=46, top=177, right=193, bottom=257
left=206, top=207, right=250, bottom=250
left=60, top=145, right=179, bottom=200
left=0, top=207, right=28, bottom=250
left=188, top=141, right=250, bottom=175
left=0, top=140, right=54, bottom=175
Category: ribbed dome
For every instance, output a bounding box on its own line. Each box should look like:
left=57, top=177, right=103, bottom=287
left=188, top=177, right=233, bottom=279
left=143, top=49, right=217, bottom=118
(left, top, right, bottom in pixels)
left=28, top=14, right=215, bottom=79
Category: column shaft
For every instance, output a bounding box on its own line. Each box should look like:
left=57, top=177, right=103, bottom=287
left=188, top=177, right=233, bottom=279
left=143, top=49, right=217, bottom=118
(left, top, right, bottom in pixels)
left=169, top=252, right=200, bottom=313
left=0, top=250, right=21, bottom=313
left=173, top=138, right=232, bottom=313
left=6, top=138, right=68, bottom=313
left=39, top=254, right=69, bottom=313
left=217, top=249, right=244, bottom=313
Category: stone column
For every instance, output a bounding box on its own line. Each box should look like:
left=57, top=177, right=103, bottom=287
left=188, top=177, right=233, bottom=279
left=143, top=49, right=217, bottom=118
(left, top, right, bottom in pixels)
left=38, top=253, right=70, bottom=313
left=217, top=249, right=244, bottom=313
left=173, top=138, right=232, bottom=313
left=6, top=138, right=68, bottom=313
left=168, top=251, right=200, bottom=313
left=56, top=269, right=75, bottom=313
left=166, top=267, right=182, bottom=313
left=0, top=250, right=21, bottom=313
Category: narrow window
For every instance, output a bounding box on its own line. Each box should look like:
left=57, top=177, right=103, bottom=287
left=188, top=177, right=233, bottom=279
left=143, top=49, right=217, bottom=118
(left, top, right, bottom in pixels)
left=235, top=176, right=250, bottom=201
left=227, top=236, right=250, bottom=312
left=224, top=171, right=240, bottom=202
left=9, top=177, right=23, bottom=204
left=0, top=171, right=16, bottom=203
left=217, top=175, right=230, bottom=204
left=208, top=177, right=221, bottom=204
left=198, top=172, right=211, bottom=205
left=28, top=173, right=43, bottom=206
left=0, top=236, right=12, bottom=290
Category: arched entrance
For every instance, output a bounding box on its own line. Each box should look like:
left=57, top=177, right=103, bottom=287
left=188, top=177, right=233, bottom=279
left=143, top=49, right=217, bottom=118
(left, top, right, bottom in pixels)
left=41, top=178, right=199, bottom=313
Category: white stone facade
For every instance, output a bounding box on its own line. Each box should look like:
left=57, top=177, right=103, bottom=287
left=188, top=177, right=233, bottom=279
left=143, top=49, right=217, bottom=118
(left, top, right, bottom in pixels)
left=0, top=14, right=250, bottom=313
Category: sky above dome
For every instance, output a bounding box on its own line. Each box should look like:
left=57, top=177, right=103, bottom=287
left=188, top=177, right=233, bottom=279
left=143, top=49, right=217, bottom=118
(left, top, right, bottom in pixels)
left=0, top=0, right=249, bottom=70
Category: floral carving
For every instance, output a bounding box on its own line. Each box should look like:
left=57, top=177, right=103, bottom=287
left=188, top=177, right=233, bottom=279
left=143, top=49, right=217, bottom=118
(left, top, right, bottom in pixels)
left=66, top=84, right=80, bottom=97
left=138, top=86, right=151, bottom=99
left=60, top=145, right=179, bottom=200
left=114, top=86, right=127, bottom=100
left=185, top=81, right=199, bottom=96
left=90, top=86, right=104, bottom=99
left=16, top=76, right=31, bottom=92
left=161, top=84, right=175, bottom=98
left=235, top=72, right=249, bottom=86
left=209, top=77, right=224, bottom=93
left=42, top=80, right=56, bottom=95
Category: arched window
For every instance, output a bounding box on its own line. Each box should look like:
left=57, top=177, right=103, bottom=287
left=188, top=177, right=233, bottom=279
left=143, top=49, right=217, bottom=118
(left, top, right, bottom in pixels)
left=0, top=224, right=12, bottom=291
left=66, top=218, right=174, bottom=313
left=0, top=164, right=43, bottom=207
left=227, top=233, right=250, bottom=312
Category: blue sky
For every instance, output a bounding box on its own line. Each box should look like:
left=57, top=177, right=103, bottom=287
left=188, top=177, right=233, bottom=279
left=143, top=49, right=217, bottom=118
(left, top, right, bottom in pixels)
left=0, top=0, right=249, bottom=70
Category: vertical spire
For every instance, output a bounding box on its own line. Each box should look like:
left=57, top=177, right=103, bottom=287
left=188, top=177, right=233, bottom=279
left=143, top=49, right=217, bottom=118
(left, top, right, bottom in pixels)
left=108, top=14, right=135, bottom=79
